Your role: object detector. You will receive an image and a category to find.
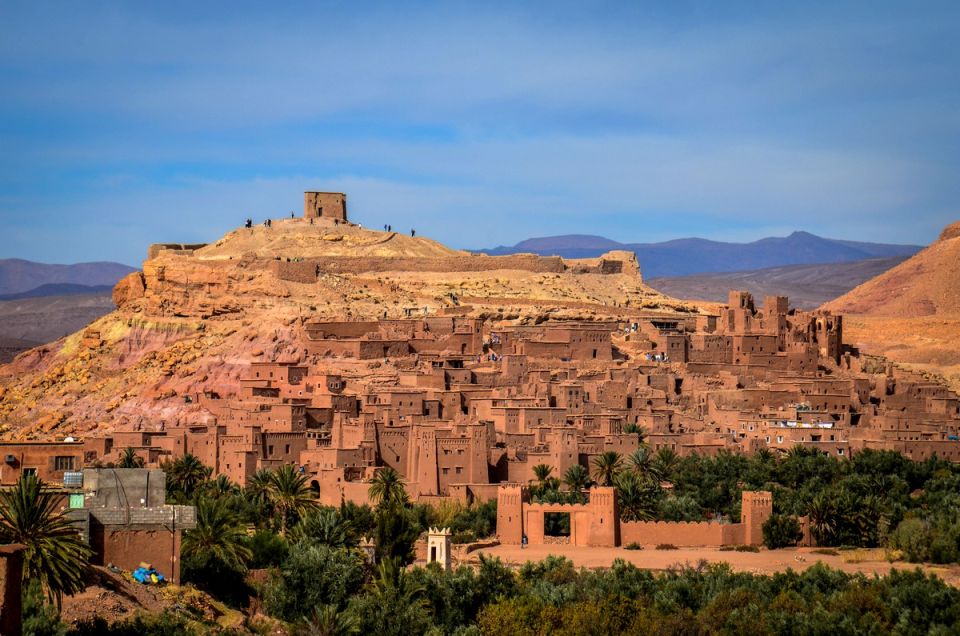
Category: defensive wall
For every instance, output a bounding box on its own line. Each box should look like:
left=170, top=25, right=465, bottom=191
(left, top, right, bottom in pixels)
left=147, top=243, right=208, bottom=260
left=271, top=254, right=568, bottom=282
left=497, top=485, right=771, bottom=548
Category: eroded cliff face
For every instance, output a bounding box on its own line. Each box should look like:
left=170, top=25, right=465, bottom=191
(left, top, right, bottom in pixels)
left=0, top=219, right=688, bottom=439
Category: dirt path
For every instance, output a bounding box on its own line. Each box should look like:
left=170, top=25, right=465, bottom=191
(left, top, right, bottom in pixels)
left=470, top=544, right=960, bottom=586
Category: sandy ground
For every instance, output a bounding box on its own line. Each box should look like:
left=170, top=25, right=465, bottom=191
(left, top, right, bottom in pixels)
left=470, top=544, right=960, bottom=586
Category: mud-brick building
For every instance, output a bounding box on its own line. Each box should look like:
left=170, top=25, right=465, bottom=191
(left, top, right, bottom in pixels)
left=66, top=469, right=196, bottom=583
left=0, top=440, right=88, bottom=486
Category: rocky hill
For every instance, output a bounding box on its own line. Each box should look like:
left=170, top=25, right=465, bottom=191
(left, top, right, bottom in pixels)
left=823, top=222, right=960, bottom=317
left=0, top=216, right=689, bottom=439
left=822, top=221, right=960, bottom=390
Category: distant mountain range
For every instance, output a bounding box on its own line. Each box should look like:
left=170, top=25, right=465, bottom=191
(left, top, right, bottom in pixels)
left=0, top=283, right=116, bottom=301
left=0, top=258, right=135, bottom=297
left=477, top=231, right=922, bottom=278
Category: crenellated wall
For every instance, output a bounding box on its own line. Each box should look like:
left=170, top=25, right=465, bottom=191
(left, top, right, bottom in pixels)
left=496, top=486, right=771, bottom=547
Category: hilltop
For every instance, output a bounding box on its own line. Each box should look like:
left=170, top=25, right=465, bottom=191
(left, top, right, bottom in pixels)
left=823, top=221, right=960, bottom=317
left=0, top=214, right=688, bottom=439
left=822, top=221, right=960, bottom=390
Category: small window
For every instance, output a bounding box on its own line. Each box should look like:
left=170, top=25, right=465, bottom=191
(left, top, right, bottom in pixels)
left=23, top=468, right=37, bottom=477
left=54, top=456, right=74, bottom=471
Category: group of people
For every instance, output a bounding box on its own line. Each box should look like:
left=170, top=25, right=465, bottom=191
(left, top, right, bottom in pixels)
left=243, top=216, right=415, bottom=235
left=382, top=223, right=417, bottom=237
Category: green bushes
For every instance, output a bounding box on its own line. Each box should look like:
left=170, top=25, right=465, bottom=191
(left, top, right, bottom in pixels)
left=263, top=544, right=367, bottom=621
left=762, top=513, right=803, bottom=549
left=888, top=517, right=960, bottom=564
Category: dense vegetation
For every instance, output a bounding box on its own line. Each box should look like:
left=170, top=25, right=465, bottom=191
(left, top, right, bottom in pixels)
left=9, top=446, right=960, bottom=634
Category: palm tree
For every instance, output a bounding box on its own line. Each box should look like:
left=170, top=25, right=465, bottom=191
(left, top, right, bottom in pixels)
left=246, top=468, right=273, bottom=503
left=628, top=447, right=661, bottom=483
left=623, top=423, right=648, bottom=445
left=807, top=493, right=838, bottom=547
left=118, top=447, right=145, bottom=469
left=296, top=605, right=359, bottom=636
left=206, top=474, right=239, bottom=499
left=163, top=453, right=212, bottom=500
left=531, top=464, right=553, bottom=486
left=269, top=464, right=318, bottom=535
left=182, top=497, right=252, bottom=570
left=653, top=447, right=680, bottom=483
left=615, top=471, right=660, bottom=522
left=290, top=507, right=355, bottom=548
left=368, top=467, right=409, bottom=510
left=563, top=464, right=592, bottom=494
left=592, top=451, right=624, bottom=487
left=0, top=473, right=93, bottom=607
left=368, top=556, right=427, bottom=609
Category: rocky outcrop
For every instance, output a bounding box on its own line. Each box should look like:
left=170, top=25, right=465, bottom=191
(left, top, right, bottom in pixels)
left=938, top=221, right=960, bottom=242
left=112, top=272, right=146, bottom=308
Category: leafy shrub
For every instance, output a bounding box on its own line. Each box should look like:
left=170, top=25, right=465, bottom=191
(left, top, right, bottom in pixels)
left=244, top=529, right=289, bottom=568
left=22, top=579, right=66, bottom=636
left=624, top=542, right=643, bottom=550
left=735, top=545, right=760, bottom=553
left=811, top=548, right=839, bottom=556
left=263, top=544, right=367, bottom=621
left=655, top=544, right=678, bottom=550
left=762, top=513, right=803, bottom=549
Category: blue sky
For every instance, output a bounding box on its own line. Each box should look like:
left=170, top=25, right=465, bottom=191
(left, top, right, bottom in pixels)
left=1, top=1, right=958, bottom=266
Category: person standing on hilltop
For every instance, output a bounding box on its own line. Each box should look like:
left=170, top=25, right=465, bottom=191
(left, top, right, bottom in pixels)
left=411, top=228, right=416, bottom=237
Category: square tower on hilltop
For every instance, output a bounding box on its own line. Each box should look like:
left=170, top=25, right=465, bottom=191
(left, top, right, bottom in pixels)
left=304, top=191, right=347, bottom=221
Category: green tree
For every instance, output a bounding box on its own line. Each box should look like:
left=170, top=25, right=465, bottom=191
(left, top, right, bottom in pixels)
left=291, top=507, right=356, bottom=548
left=563, top=464, right=592, bottom=494
left=0, top=473, right=92, bottom=607
left=162, top=453, right=212, bottom=501
left=244, top=468, right=275, bottom=526
left=532, top=464, right=553, bottom=486
left=269, top=464, right=319, bottom=535
left=615, top=471, right=661, bottom=522
left=653, top=447, right=680, bottom=482
left=628, top=447, right=661, bottom=483
left=181, top=496, right=253, bottom=605
left=182, top=496, right=252, bottom=570
left=762, top=513, right=803, bottom=549
left=368, top=467, right=409, bottom=510
left=117, top=447, right=144, bottom=469
left=264, top=544, right=367, bottom=621
left=204, top=474, right=239, bottom=499
left=295, top=604, right=359, bottom=636
left=807, top=493, right=839, bottom=546
left=348, top=557, right=430, bottom=636
left=21, top=579, right=66, bottom=636
left=592, top=451, right=624, bottom=487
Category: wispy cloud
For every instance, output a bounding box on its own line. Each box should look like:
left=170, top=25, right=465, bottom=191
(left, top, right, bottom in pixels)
left=1, top=1, right=958, bottom=264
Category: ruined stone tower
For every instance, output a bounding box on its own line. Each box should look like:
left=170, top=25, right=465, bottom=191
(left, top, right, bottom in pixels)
left=304, top=191, right=347, bottom=221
